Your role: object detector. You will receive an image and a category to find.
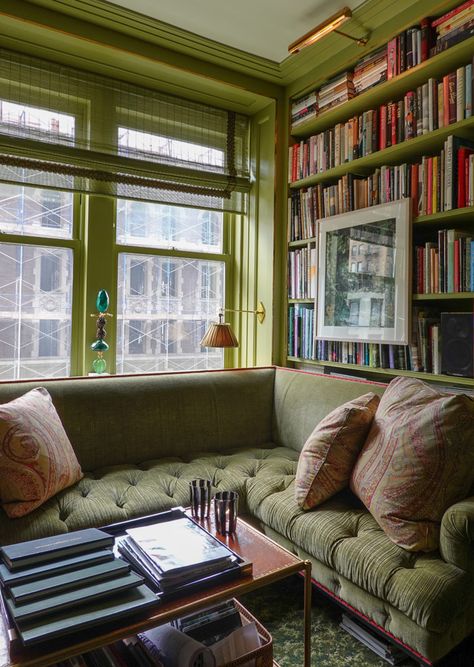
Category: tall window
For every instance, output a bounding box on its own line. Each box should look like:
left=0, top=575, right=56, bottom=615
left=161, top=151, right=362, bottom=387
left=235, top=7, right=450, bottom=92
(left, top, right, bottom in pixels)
left=0, top=49, right=250, bottom=379
left=116, top=201, right=225, bottom=374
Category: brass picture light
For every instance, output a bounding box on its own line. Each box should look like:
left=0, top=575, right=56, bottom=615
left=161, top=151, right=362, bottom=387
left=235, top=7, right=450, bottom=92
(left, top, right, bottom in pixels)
left=288, top=7, right=368, bottom=54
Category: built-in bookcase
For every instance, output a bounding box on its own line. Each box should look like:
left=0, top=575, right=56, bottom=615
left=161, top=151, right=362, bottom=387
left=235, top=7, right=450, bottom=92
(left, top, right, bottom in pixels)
left=285, top=26, right=474, bottom=388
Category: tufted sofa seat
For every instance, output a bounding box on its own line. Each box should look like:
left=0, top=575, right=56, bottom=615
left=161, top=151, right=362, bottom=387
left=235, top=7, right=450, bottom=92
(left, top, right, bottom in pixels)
left=0, top=367, right=473, bottom=665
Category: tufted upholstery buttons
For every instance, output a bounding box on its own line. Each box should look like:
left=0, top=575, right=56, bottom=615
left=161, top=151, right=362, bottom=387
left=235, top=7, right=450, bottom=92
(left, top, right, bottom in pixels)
left=81, top=490, right=89, bottom=498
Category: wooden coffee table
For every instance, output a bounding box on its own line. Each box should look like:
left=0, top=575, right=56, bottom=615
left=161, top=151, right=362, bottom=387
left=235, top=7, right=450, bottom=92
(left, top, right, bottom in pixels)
left=0, top=513, right=312, bottom=667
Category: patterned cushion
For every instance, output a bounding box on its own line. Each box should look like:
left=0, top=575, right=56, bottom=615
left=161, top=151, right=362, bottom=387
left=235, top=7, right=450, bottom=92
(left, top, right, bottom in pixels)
left=351, top=377, right=474, bottom=551
left=295, top=393, right=379, bottom=509
left=0, top=387, right=83, bottom=518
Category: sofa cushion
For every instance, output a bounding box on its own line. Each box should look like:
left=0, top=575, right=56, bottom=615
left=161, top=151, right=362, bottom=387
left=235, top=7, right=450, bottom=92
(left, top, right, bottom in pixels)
left=0, top=387, right=83, bottom=518
left=0, top=445, right=298, bottom=546
left=247, top=478, right=470, bottom=634
left=351, top=376, right=474, bottom=552
left=295, top=392, right=379, bottom=509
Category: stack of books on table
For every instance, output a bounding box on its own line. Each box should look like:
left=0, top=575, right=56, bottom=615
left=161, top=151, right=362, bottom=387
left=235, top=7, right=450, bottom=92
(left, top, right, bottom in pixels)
left=0, top=528, right=159, bottom=647
left=117, top=513, right=242, bottom=597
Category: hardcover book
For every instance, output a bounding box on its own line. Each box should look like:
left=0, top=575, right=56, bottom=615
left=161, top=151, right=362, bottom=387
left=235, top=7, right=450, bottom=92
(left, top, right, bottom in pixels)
left=0, top=549, right=114, bottom=589
left=6, top=571, right=144, bottom=623
left=0, top=528, right=114, bottom=570
left=125, top=517, right=232, bottom=575
left=16, top=584, right=159, bottom=646
left=8, top=558, right=130, bottom=604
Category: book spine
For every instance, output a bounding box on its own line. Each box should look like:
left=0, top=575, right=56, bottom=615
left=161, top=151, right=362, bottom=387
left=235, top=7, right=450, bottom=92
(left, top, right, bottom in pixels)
left=457, top=67, right=465, bottom=122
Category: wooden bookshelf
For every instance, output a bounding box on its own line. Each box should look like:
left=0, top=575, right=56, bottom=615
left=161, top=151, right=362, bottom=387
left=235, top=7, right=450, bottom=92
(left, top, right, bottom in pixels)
left=285, top=23, right=474, bottom=386
left=291, top=35, right=474, bottom=138
left=290, top=116, right=474, bottom=190
left=287, top=357, right=474, bottom=388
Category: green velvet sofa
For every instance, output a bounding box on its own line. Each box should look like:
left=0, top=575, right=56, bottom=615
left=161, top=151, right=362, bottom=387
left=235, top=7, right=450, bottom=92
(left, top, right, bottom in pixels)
left=0, top=367, right=472, bottom=665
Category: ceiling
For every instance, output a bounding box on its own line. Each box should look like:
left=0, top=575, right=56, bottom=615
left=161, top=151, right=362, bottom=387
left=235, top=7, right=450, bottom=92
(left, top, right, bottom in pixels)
left=105, top=0, right=365, bottom=62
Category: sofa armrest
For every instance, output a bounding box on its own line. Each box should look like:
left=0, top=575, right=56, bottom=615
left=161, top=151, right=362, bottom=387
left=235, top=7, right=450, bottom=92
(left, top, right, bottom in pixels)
left=440, top=496, right=474, bottom=571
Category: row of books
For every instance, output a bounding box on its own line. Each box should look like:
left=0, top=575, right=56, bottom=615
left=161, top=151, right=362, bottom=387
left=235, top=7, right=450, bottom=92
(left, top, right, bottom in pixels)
left=0, top=528, right=158, bottom=647
left=288, top=304, right=315, bottom=360
left=288, top=60, right=474, bottom=182
left=288, top=135, right=474, bottom=241
left=288, top=308, right=446, bottom=375
left=290, top=0, right=474, bottom=129
left=414, top=230, right=474, bottom=294
left=288, top=247, right=317, bottom=299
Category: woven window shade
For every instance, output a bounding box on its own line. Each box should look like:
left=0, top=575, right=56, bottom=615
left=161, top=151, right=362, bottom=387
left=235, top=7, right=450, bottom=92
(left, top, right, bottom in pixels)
left=0, top=49, right=250, bottom=212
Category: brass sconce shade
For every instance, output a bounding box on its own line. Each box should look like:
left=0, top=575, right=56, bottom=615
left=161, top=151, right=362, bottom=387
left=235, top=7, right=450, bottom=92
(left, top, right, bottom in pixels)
left=200, top=302, right=266, bottom=348
left=288, top=7, right=367, bottom=54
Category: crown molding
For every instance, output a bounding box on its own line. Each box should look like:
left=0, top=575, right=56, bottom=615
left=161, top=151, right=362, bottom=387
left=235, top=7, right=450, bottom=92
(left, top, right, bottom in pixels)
left=19, top=0, right=284, bottom=84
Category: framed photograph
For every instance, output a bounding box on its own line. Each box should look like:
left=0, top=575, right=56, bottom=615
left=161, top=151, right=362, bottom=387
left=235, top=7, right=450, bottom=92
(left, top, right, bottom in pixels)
left=316, top=199, right=411, bottom=344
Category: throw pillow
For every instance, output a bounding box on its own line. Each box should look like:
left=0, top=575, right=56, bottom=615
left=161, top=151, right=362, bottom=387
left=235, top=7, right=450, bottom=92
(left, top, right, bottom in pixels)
left=0, top=387, right=83, bottom=518
left=295, top=392, right=380, bottom=510
left=351, top=376, right=474, bottom=552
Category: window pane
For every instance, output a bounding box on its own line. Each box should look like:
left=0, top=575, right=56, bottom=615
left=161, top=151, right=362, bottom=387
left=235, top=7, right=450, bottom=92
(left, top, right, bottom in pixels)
left=0, top=244, right=73, bottom=379
left=118, top=127, right=224, bottom=169
left=117, top=253, right=224, bottom=373
left=0, top=101, right=75, bottom=142
left=116, top=200, right=223, bottom=253
left=0, top=184, right=73, bottom=239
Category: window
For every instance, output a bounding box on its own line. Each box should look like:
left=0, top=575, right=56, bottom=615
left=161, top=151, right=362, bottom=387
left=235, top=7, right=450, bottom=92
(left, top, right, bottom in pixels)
left=0, top=241, right=73, bottom=379
left=0, top=49, right=251, bottom=379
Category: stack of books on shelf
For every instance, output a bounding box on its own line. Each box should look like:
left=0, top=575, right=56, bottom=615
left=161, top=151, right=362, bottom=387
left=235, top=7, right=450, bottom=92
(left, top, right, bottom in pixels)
left=291, top=90, right=318, bottom=128
left=117, top=512, right=244, bottom=598
left=290, top=1, right=474, bottom=132
left=353, top=47, right=388, bottom=95
left=287, top=247, right=317, bottom=299
left=318, top=72, right=355, bottom=115
left=288, top=61, right=474, bottom=183
left=415, top=229, right=474, bottom=294
left=432, top=0, right=474, bottom=54
left=0, top=528, right=158, bottom=647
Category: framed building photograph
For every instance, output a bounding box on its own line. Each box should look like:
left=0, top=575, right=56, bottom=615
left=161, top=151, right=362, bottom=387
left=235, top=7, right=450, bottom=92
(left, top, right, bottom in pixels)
left=316, top=199, right=411, bottom=344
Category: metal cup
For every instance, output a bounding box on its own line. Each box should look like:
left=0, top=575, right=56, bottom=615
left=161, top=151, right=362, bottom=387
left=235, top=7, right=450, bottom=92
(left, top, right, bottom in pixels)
left=214, top=491, right=238, bottom=534
left=189, top=479, right=212, bottom=520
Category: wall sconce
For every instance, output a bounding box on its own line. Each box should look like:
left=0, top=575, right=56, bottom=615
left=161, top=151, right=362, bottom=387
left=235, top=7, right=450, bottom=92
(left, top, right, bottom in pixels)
left=200, top=302, right=266, bottom=348
left=288, top=7, right=368, bottom=54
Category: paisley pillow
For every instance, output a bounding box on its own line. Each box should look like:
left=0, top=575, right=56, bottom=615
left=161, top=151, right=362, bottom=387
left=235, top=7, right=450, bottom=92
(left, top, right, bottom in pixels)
left=351, top=376, right=474, bottom=551
left=0, top=387, right=83, bottom=518
left=295, top=392, right=380, bottom=509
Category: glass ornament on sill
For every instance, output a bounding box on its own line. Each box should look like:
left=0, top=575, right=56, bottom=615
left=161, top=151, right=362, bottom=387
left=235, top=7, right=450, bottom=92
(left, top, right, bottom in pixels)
left=90, top=289, right=112, bottom=374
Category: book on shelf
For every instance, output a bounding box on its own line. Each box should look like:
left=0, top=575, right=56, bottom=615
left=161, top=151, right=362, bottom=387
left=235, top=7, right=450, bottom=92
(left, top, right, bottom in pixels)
left=13, top=584, right=159, bottom=646
left=5, top=570, right=144, bottom=622
left=414, top=230, right=473, bottom=294
left=0, top=548, right=115, bottom=588
left=6, top=557, right=130, bottom=604
left=0, top=528, right=114, bottom=570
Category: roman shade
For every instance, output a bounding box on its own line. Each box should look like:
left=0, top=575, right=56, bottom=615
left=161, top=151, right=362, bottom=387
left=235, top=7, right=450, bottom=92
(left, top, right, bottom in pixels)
left=0, top=49, right=250, bottom=212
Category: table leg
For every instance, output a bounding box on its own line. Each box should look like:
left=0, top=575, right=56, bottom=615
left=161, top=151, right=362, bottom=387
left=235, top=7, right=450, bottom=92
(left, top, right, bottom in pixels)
left=303, top=560, right=312, bottom=667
